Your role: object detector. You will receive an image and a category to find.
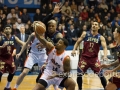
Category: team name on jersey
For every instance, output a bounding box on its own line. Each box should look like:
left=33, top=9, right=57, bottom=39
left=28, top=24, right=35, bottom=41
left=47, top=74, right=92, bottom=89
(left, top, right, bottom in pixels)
left=5, top=41, right=14, bottom=45
left=51, top=59, right=60, bottom=68
left=87, top=37, right=98, bottom=43
left=46, top=37, right=54, bottom=45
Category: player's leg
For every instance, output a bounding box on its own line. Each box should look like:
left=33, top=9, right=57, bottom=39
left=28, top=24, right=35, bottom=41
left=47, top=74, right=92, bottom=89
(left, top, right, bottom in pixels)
left=77, top=57, right=89, bottom=90
left=106, top=82, right=117, bottom=90
left=13, top=54, right=36, bottom=89
left=60, top=77, right=76, bottom=90
left=98, top=71, right=107, bottom=89
left=3, top=60, right=15, bottom=90
left=0, top=71, right=3, bottom=82
left=4, top=72, right=15, bottom=89
left=91, top=59, right=107, bottom=89
left=36, top=70, right=42, bottom=83
left=33, top=79, right=47, bottom=90
left=107, top=77, right=120, bottom=90
left=13, top=68, right=30, bottom=89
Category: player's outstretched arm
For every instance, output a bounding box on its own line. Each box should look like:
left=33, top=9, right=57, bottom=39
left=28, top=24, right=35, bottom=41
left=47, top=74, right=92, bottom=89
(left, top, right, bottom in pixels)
left=35, top=32, right=54, bottom=51
left=71, top=31, right=86, bottom=56
left=15, top=36, right=25, bottom=46
left=17, top=33, right=34, bottom=55
left=100, top=36, right=108, bottom=60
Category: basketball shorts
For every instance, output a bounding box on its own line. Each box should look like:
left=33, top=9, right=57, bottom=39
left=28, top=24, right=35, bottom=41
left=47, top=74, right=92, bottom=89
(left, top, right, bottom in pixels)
left=40, top=69, right=64, bottom=89
left=24, top=53, right=47, bottom=69
left=77, top=56, right=101, bottom=73
left=109, top=76, right=120, bottom=88
left=0, top=56, right=15, bottom=74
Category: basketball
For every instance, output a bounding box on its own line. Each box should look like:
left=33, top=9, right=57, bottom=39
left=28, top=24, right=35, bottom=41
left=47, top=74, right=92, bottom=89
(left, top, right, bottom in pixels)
left=34, top=21, right=46, bottom=35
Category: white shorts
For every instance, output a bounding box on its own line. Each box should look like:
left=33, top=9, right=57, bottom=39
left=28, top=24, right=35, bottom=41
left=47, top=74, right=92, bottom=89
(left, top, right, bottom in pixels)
left=24, top=53, right=47, bottom=69
left=40, top=69, right=64, bottom=89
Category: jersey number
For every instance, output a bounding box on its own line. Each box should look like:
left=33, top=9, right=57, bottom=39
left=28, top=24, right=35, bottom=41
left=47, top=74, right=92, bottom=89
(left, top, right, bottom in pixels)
left=52, top=67, right=58, bottom=71
left=90, top=42, right=94, bottom=48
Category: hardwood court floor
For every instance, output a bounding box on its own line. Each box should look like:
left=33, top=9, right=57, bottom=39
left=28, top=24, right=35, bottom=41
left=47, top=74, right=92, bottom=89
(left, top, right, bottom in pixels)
left=0, top=73, right=110, bottom=90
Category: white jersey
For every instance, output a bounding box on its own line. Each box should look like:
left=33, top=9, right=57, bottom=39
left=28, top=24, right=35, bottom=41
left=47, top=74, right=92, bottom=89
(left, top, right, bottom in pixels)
left=30, top=37, right=46, bottom=54
left=45, top=48, right=69, bottom=74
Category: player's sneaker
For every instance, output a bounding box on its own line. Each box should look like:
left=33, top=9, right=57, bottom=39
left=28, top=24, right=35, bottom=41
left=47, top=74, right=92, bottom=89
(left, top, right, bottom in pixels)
left=4, top=87, right=11, bottom=90
left=11, top=88, right=17, bottom=90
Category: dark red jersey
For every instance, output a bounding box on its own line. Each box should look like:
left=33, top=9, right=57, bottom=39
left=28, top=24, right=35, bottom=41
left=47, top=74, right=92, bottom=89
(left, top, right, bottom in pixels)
left=115, top=45, right=120, bottom=62
left=82, top=31, right=101, bottom=58
left=0, top=35, right=16, bottom=59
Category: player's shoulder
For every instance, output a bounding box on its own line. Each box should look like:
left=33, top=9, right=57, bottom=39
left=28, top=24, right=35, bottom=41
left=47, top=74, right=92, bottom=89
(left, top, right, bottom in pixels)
left=99, top=35, right=105, bottom=40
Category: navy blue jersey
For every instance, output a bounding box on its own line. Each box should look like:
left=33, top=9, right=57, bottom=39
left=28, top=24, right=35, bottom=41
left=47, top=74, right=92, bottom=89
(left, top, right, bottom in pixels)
left=82, top=31, right=101, bottom=58
left=0, top=35, right=16, bottom=58
left=46, top=31, right=60, bottom=45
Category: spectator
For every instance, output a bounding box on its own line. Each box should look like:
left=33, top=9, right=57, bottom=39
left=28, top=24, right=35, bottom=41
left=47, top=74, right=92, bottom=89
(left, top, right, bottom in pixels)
left=47, top=3, right=53, bottom=14
left=10, top=13, right=17, bottom=24
left=80, top=9, right=88, bottom=21
left=15, top=18, right=24, bottom=30
left=15, top=6, right=22, bottom=18
left=40, top=3, right=47, bottom=20
left=11, top=24, right=20, bottom=35
left=116, top=4, right=120, bottom=14
left=78, top=2, right=85, bottom=14
left=62, top=1, right=72, bottom=18
left=21, top=9, right=31, bottom=24
left=66, top=24, right=78, bottom=45
left=33, top=9, right=42, bottom=21
left=3, top=5, right=8, bottom=16
left=7, top=9, right=18, bottom=19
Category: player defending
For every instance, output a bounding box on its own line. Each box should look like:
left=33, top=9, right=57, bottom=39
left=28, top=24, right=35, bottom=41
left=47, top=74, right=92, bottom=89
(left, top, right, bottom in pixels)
left=71, top=21, right=108, bottom=90
left=32, top=25, right=76, bottom=90
left=101, top=27, right=120, bottom=90
left=12, top=26, right=47, bottom=90
left=0, top=25, right=25, bottom=90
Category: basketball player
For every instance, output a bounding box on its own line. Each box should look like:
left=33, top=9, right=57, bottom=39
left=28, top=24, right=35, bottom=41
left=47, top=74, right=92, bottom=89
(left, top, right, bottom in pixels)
left=12, top=31, right=47, bottom=90
left=36, top=4, right=63, bottom=90
left=12, top=3, right=62, bottom=90
left=33, top=31, right=76, bottom=90
left=101, top=27, right=120, bottom=90
left=71, top=21, right=108, bottom=90
left=0, top=25, right=25, bottom=90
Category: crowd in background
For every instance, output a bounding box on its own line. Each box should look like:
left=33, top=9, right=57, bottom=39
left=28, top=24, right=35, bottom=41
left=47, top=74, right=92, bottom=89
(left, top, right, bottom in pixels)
left=0, top=0, right=120, bottom=69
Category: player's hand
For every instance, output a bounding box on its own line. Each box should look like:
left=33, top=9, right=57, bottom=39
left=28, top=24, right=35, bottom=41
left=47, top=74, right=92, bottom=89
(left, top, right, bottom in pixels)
left=16, top=53, right=21, bottom=60
left=2, top=42, right=8, bottom=48
left=103, top=56, right=108, bottom=61
left=104, top=70, right=113, bottom=76
left=40, top=64, right=46, bottom=72
left=100, top=64, right=110, bottom=69
left=52, top=3, right=63, bottom=14
left=71, top=50, right=76, bottom=57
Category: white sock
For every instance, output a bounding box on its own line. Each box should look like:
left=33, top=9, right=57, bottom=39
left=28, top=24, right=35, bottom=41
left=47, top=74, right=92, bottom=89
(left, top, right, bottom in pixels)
left=14, top=84, right=19, bottom=89
left=5, top=82, right=11, bottom=88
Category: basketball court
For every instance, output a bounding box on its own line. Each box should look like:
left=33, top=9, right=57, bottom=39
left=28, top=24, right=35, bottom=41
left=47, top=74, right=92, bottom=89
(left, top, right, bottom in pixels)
left=0, top=70, right=111, bottom=90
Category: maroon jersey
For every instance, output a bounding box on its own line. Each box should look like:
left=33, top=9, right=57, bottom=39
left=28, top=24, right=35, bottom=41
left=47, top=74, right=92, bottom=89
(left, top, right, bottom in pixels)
left=82, top=31, right=101, bottom=58
left=0, top=35, right=16, bottom=59
left=115, top=45, right=120, bottom=62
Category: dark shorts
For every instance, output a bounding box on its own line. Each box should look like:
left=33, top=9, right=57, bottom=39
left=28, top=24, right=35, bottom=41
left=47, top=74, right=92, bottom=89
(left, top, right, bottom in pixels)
left=38, top=77, right=68, bottom=89
left=0, top=56, right=16, bottom=74
left=77, top=56, right=101, bottom=73
left=109, top=76, right=120, bottom=88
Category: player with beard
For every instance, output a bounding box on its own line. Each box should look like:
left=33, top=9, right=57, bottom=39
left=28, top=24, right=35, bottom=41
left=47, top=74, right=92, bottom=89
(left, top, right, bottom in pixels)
left=0, top=25, right=25, bottom=90
left=71, top=21, right=108, bottom=90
